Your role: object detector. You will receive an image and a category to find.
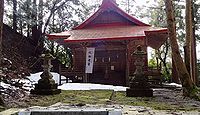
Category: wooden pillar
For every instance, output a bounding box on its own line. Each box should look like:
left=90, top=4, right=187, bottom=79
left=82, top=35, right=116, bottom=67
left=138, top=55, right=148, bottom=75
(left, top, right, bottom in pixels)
left=59, top=63, right=61, bottom=85
left=83, top=45, right=88, bottom=83
left=81, top=42, right=88, bottom=83
left=125, top=40, right=130, bottom=86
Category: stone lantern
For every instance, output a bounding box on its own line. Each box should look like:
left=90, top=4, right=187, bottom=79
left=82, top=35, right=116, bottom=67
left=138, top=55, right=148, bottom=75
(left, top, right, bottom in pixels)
left=31, top=51, right=61, bottom=95
left=126, top=45, right=153, bottom=97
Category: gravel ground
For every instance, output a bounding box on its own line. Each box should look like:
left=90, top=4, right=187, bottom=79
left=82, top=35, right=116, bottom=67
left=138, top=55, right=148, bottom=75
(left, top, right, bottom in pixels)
left=153, top=88, right=200, bottom=110
left=1, top=102, right=199, bottom=115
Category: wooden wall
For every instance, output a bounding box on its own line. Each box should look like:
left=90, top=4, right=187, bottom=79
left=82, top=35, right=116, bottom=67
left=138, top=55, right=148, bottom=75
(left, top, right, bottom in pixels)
left=63, top=38, right=148, bottom=86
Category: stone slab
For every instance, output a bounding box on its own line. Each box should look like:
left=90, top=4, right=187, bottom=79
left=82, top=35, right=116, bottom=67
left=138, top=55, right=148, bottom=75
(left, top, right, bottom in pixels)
left=18, top=109, right=122, bottom=115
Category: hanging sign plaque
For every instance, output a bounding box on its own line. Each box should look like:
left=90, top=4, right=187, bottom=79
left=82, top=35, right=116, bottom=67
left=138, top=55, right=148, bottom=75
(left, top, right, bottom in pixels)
left=85, top=47, right=95, bottom=73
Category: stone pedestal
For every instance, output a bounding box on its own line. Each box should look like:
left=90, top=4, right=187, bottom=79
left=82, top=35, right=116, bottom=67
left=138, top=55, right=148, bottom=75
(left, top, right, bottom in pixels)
left=126, top=88, right=153, bottom=97
left=31, top=52, right=61, bottom=95
left=126, top=75, right=153, bottom=97
left=126, top=46, right=153, bottom=97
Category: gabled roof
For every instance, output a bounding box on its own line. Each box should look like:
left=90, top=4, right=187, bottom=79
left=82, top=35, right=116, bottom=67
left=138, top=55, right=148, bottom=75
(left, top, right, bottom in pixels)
left=47, top=0, right=168, bottom=50
left=73, top=0, right=149, bottom=29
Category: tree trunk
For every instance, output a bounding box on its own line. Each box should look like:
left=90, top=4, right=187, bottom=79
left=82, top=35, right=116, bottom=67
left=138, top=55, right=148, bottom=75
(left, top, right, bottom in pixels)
left=32, top=0, right=38, bottom=45
left=158, top=42, right=170, bottom=79
left=27, top=24, right=30, bottom=37
left=19, top=18, right=23, bottom=34
left=26, top=0, right=31, bottom=37
left=0, top=0, right=3, bottom=60
left=172, top=58, right=180, bottom=83
left=185, top=0, right=192, bottom=74
left=18, top=6, right=23, bottom=34
left=0, top=0, right=4, bottom=106
left=191, top=0, right=198, bottom=85
left=185, top=0, right=197, bottom=84
left=164, top=0, right=196, bottom=97
left=31, top=0, right=44, bottom=56
left=13, top=0, right=17, bottom=32
left=38, top=0, right=43, bottom=32
left=127, top=0, right=130, bottom=13
left=34, top=0, right=44, bottom=56
left=43, top=1, right=67, bottom=33
left=52, top=13, right=55, bottom=32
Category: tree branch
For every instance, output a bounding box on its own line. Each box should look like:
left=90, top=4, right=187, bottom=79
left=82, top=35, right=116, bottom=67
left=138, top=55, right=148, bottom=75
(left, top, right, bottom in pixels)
left=43, top=0, right=72, bottom=34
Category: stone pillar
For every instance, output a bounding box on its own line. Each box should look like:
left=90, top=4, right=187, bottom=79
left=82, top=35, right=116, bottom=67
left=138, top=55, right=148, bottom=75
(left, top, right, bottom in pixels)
left=31, top=51, right=61, bottom=95
left=126, top=45, right=153, bottom=97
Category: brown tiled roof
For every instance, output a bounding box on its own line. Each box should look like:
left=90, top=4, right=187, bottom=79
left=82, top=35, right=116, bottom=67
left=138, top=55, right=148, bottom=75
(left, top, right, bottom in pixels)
left=48, top=25, right=166, bottom=41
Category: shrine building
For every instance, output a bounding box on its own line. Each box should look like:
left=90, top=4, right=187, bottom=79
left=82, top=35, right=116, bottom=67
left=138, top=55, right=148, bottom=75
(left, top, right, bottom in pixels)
left=47, top=0, right=168, bottom=86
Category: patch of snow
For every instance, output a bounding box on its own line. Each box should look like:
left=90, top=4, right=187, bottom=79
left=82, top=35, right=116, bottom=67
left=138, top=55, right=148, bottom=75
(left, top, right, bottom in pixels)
left=0, top=72, right=67, bottom=91
left=0, top=82, right=11, bottom=89
left=26, top=72, right=127, bottom=91
left=1, top=72, right=127, bottom=91
left=58, top=83, right=127, bottom=91
left=167, top=83, right=182, bottom=87
left=26, top=72, right=66, bottom=84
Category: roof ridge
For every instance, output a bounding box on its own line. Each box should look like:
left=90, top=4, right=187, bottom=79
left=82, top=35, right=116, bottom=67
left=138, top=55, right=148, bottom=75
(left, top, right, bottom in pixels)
left=73, top=0, right=149, bottom=30
left=102, top=0, right=116, bottom=4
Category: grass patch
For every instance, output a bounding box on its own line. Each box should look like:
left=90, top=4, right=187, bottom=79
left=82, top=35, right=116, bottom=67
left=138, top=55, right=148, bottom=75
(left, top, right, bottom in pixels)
left=27, top=90, right=112, bottom=107
left=114, top=91, right=176, bottom=110
left=22, top=90, right=199, bottom=111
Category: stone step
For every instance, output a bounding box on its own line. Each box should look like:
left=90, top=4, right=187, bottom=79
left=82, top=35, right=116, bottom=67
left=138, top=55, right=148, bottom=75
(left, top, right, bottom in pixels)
left=18, top=109, right=122, bottom=115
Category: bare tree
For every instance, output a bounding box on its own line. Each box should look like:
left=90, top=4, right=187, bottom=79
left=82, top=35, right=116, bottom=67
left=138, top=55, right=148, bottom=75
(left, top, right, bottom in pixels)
left=43, top=0, right=72, bottom=34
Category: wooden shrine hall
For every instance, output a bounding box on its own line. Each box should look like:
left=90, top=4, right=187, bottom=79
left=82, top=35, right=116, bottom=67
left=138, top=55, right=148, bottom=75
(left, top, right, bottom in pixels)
left=47, top=0, right=168, bottom=86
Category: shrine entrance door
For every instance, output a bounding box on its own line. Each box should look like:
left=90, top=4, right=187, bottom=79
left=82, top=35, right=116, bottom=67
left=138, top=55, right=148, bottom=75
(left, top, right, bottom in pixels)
left=89, top=50, right=126, bottom=86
